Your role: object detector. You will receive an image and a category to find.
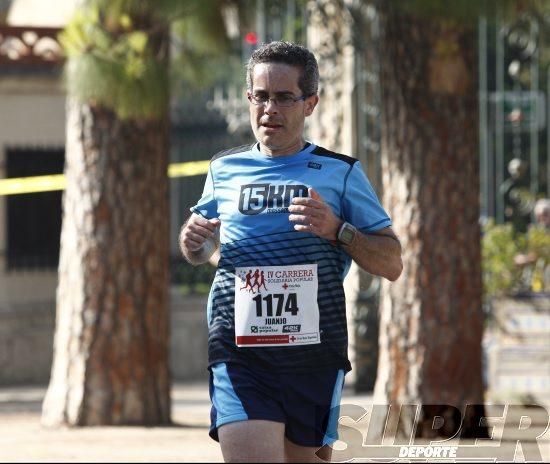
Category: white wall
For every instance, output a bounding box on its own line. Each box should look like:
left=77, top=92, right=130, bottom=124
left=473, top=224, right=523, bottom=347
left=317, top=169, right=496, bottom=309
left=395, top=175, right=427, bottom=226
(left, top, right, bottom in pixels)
left=0, top=77, right=65, bottom=146
left=0, top=74, right=65, bottom=307
left=7, top=0, right=77, bottom=27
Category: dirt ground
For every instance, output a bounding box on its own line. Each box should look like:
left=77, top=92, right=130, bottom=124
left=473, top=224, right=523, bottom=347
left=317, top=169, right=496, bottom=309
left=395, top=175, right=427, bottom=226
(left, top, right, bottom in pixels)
left=0, top=383, right=548, bottom=463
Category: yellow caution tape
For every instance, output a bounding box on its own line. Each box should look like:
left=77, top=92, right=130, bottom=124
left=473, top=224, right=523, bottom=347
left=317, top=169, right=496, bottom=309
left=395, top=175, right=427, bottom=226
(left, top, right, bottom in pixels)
left=0, top=174, right=67, bottom=196
left=0, top=160, right=209, bottom=196
left=168, top=160, right=210, bottom=178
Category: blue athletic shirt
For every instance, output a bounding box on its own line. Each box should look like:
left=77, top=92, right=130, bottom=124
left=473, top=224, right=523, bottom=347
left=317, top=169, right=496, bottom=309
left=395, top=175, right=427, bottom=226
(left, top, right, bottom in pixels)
left=191, top=142, right=391, bottom=373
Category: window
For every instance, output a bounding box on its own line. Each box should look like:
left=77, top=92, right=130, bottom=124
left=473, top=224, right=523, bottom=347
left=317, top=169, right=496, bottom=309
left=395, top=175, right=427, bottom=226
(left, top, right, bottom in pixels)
left=5, top=147, right=64, bottom=270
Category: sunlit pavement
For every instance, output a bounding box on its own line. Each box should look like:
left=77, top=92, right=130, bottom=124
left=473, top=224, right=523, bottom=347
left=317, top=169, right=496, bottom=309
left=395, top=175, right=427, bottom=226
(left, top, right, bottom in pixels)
left=0, top=383, right=548, bottom=463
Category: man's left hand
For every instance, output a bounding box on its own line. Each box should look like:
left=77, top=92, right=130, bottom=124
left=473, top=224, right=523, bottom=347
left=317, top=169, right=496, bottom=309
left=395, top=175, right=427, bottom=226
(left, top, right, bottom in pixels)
left=288, top=187, right=343, bottom=241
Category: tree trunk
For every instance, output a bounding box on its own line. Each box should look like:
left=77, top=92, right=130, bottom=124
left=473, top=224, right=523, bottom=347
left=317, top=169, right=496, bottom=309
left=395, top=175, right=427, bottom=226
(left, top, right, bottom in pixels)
left=41, top=101, right=171, bottom=426
left=307, top=0, right=354, bottom=153
left=308, top=0, right=367, bottom=388
left=374, top=3, right=487, bottom=438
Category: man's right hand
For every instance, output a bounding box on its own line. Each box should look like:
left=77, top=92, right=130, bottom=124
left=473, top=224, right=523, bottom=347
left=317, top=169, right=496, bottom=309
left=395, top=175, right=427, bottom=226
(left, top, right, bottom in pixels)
left=179, top=213, right=221, bottom=265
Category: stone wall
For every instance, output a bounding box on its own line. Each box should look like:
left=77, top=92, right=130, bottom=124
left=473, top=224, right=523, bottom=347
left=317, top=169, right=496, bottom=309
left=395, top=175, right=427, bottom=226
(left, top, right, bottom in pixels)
left=0, top=289, right=209, bottom=385
left=0, top=300, right=55, bottom=385
left=169, top=291, right=209, bottom=382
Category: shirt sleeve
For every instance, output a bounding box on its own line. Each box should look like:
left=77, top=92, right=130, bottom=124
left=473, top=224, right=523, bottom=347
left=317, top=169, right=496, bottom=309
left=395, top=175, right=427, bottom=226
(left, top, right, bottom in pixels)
left=342, top=161, right=392, bottom=232
left=190, top=163, right=219, bottom=219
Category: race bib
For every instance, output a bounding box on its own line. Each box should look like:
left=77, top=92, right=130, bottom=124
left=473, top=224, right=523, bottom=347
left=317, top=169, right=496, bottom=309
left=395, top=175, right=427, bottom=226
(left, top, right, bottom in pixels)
left=234, top=264, right=320, bottom=347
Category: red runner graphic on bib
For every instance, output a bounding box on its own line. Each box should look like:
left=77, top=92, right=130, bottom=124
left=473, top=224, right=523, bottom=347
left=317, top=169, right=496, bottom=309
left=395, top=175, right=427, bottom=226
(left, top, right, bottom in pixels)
left=234, top=264, right=321, bottom=347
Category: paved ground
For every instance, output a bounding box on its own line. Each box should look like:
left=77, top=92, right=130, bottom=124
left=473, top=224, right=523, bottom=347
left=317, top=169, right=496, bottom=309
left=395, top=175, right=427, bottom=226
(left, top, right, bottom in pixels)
left=0, top=383, right=222, bottom=463
left=0, top=383, right=548, bottom=462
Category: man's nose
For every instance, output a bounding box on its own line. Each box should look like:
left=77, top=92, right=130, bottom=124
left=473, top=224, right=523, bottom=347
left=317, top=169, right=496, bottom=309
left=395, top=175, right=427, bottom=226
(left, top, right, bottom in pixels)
left=263, top=99, right=279, bottom=114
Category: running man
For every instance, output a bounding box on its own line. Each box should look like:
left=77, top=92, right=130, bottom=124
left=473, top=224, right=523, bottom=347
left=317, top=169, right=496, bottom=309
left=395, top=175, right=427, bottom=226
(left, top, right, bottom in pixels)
left=179, top=41, right=402, bottom=463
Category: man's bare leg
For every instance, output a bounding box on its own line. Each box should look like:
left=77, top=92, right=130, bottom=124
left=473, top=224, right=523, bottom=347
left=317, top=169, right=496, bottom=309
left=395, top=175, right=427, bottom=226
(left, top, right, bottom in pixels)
left=284, top=438, right=333, bottom=463
left=218, top=420, right=285, bottom=462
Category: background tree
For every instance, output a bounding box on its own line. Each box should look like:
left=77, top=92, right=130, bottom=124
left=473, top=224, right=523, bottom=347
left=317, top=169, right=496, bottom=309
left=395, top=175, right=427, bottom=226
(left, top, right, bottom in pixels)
left=307, top=0, right=523, bottom=438
left=373, top=0, right=487, bottom=437
left=41, top=0, right=232, bottom=426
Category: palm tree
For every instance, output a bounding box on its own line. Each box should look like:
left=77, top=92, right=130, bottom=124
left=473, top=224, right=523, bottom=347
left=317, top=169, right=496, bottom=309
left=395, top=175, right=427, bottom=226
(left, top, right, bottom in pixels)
left=42, top=0, right=179, bottom=426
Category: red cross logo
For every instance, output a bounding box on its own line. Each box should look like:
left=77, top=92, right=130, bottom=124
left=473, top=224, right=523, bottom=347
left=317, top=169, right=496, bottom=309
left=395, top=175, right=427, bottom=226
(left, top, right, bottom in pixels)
left=282, top=283, right=288, bottom=290
left=290, top=336, right=296, bottom=342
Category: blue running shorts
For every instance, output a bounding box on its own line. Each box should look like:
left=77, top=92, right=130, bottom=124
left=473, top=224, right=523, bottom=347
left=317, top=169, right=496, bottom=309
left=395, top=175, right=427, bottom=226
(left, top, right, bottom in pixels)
left=208, top=362, right=345, bottom=447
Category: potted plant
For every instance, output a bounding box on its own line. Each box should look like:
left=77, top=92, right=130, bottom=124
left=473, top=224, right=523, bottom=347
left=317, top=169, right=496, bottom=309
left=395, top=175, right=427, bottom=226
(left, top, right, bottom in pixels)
left=481, top=219, right=550, bottom=403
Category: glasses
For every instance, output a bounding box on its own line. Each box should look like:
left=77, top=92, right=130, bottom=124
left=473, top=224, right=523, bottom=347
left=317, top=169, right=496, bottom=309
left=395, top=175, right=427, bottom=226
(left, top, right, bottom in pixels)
left=247, top=93, right=307, bottom=107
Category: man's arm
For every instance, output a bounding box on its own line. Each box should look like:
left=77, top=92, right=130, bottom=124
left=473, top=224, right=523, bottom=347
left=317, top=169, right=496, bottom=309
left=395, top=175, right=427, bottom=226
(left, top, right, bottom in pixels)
left=288, top=188, right=403, bottom=281
left=179, top=213, right=220, bottom=266
left=342, top=227, right=402, bottom=281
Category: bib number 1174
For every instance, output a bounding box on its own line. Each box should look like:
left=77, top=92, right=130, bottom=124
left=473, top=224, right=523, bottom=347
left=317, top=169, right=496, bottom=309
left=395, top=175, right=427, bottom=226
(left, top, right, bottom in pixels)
left=252, top=293, right=299, bottom=317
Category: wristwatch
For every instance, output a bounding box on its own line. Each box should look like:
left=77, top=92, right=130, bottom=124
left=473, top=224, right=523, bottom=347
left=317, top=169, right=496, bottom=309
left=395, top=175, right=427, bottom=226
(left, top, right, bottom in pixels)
left=337, top=222, right=357, bottom=246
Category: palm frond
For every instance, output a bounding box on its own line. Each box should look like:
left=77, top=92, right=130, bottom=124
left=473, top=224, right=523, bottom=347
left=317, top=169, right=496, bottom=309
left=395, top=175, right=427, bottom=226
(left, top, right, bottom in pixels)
left=61, top=0, right=173, bottom=120
left=61, top=0, right=248, bottom=118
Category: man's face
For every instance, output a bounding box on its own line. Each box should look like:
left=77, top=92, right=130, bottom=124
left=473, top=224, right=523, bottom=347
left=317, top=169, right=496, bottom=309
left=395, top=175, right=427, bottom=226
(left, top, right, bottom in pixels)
left=248, top=62, right=318, bottom=156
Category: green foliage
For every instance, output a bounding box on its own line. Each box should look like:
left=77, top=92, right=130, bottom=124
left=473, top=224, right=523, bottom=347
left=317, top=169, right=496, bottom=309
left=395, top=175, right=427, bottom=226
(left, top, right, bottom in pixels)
left=527, top=225, right=550, bottom=262
left=64, top=50, right=168, bottom=120
left=482, top=220, right=525, bottom=297
left=482, top=219, right=550, bottom=297
left=171, top=49, right=243, bottom=98
left=170, top=1, right=243, bottom=95
left=60, top=0, right=243, bottom=115
left=526, top=225, right=550, bottom=291
left=173, top=2, right=230, bottom=55
left=59, top=0, right=195, bottom=120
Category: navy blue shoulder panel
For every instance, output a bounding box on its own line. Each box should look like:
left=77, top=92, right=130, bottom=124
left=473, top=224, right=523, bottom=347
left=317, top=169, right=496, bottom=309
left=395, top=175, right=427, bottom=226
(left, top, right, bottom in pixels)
left=311, top=146, right=358, bottom=167
left=212, top=143, right=255, bottom=162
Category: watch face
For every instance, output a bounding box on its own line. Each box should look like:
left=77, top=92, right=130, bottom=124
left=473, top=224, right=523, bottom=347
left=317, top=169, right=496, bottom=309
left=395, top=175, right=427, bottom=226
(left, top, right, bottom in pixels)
left=338, top=222, right=356, bottom=245
left=340, top=228, right=355, bottom=244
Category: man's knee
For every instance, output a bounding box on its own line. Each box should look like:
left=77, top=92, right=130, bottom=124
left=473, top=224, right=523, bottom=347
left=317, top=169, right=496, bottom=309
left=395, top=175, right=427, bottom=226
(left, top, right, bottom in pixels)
left=218, top=420, right=286, bottom=463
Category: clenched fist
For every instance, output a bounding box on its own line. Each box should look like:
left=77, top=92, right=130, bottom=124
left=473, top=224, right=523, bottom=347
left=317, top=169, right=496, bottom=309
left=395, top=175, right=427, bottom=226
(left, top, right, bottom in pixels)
left=179, top=213, right=221, bottom=265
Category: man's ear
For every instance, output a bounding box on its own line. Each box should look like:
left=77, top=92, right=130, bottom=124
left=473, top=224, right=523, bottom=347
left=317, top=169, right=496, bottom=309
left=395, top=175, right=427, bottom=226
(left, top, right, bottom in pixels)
left=305, top=95, right=319, bottom=116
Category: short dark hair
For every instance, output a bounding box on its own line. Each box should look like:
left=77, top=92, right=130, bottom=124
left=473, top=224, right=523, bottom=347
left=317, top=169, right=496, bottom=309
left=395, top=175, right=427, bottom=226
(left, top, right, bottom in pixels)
left=246, top=41, right=319, bottom=97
